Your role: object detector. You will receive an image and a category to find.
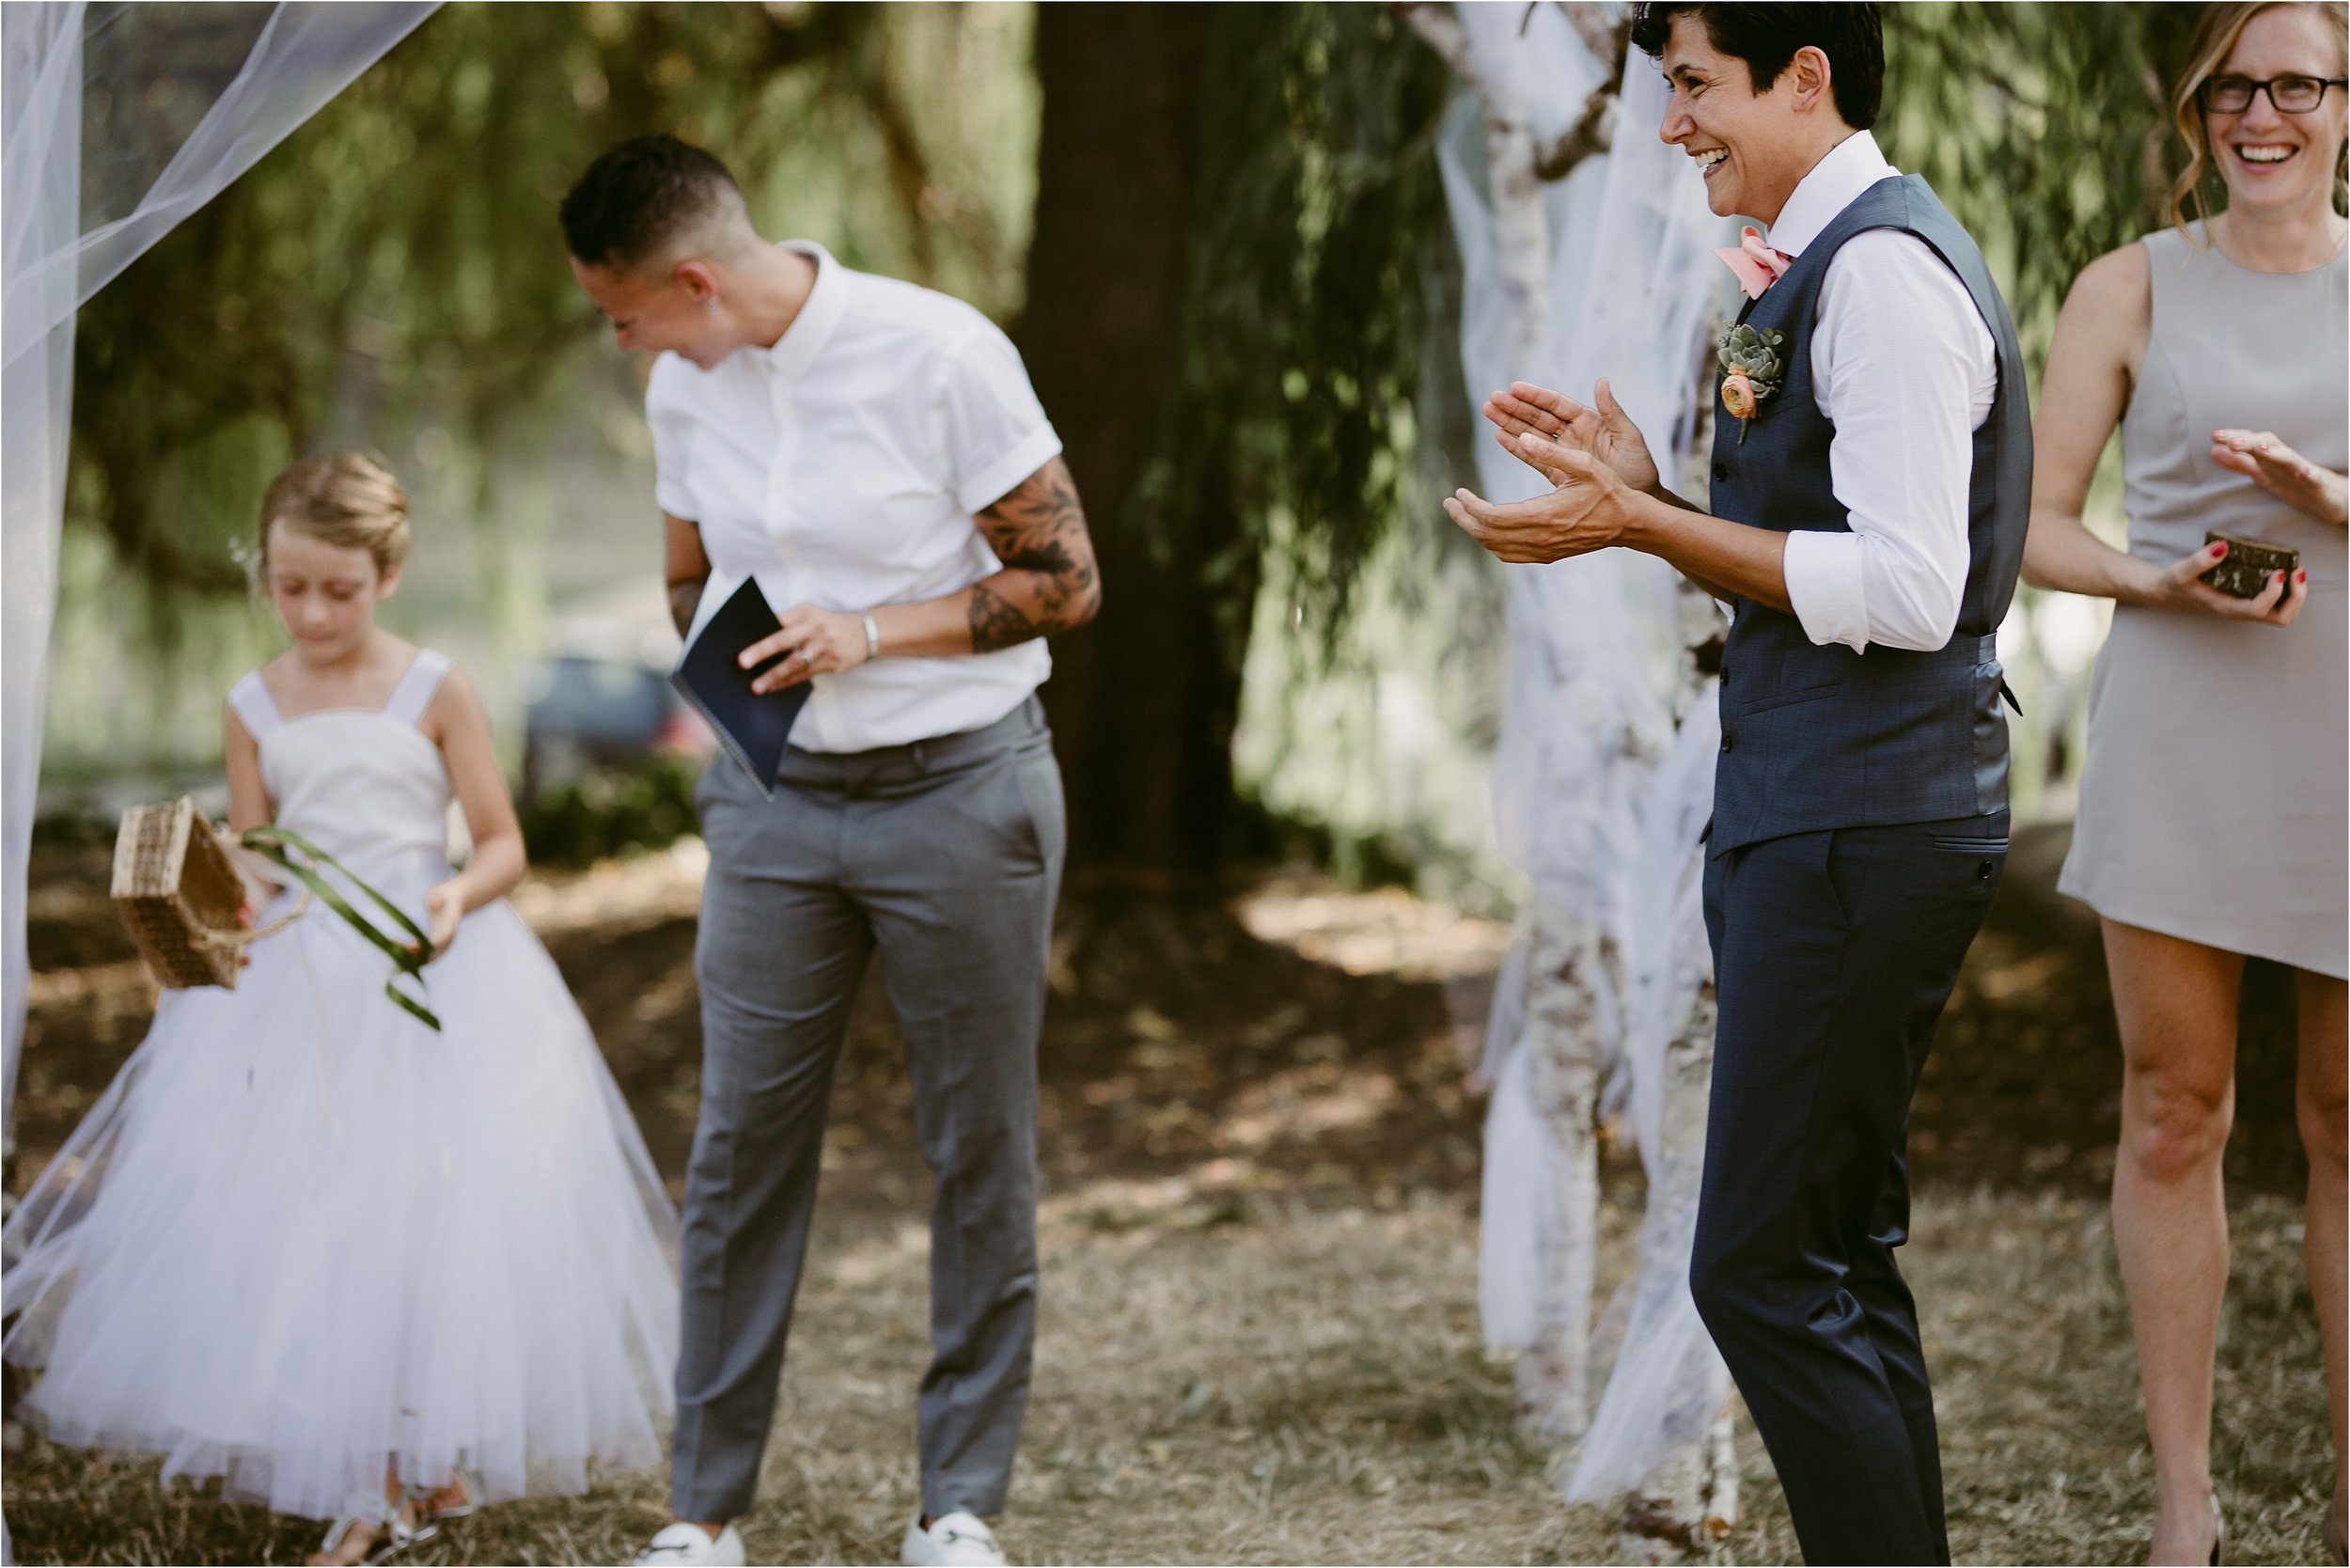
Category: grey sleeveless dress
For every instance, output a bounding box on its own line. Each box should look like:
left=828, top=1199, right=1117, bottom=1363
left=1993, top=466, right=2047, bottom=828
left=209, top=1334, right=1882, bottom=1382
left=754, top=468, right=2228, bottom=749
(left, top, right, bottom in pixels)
left=2059, top=224, right=2348, bottom=978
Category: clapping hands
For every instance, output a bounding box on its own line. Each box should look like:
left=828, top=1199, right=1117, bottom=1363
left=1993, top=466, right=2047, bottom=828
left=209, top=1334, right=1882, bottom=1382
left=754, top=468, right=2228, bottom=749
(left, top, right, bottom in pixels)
left=1484, top=378, right=1662, bottom=495
left=1442, top=379, right=1656, bottom=565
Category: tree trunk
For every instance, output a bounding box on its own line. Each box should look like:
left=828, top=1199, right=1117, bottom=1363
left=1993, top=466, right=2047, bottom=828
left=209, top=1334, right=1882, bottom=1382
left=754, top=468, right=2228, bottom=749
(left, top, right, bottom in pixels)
left=1018, top=3, right=1244, bottom=885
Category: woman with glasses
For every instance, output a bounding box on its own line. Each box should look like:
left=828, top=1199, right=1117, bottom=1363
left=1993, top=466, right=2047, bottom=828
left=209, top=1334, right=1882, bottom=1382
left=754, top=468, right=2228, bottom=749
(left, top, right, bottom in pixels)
left=2024, top=3, right=2348, bottom=1560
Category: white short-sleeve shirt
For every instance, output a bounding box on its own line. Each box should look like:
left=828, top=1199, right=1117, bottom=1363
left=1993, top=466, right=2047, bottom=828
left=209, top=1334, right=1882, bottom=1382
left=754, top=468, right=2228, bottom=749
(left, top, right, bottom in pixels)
left=648, top=241, right=1063, bottom=753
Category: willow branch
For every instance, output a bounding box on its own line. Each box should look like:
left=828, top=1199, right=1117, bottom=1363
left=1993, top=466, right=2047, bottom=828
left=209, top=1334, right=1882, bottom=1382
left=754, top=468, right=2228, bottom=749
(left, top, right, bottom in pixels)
left=1397, top=2, right=1474, bottom=79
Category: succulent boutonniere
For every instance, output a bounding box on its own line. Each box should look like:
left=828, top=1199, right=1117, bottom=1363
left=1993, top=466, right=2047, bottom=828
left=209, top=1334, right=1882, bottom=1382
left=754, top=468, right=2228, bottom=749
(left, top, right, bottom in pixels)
left=1716, top=322, right=1787, bottom=445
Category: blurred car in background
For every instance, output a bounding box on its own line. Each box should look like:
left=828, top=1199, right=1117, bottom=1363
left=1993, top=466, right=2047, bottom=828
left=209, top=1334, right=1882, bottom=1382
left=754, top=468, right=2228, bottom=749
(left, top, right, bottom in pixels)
left=521, top=653, right=713, bottom=800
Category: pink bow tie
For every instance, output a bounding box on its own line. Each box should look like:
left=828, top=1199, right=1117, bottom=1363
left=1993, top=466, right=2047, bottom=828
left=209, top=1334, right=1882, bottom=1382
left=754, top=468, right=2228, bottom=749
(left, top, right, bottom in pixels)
left=1715, top=226, right=1792, bottom=300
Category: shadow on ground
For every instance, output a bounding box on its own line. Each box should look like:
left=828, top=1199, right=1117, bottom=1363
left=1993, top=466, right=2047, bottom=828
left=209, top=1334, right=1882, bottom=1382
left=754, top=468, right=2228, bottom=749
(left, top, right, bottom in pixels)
left=9, top=820, right=2312, bottom=1212
left=2, top=823, right=2330, bottom=1564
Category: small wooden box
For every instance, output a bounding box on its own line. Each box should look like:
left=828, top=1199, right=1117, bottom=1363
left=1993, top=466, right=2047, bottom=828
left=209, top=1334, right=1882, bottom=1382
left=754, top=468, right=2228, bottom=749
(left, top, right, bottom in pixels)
left=111, top=798, right=245, bottom=990
left=2201, top=529, right=2299, bottom=599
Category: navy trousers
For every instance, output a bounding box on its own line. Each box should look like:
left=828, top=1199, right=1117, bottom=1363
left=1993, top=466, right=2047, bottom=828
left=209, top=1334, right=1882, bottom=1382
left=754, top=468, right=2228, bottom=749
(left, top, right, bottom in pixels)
left=1694, top=814, right=2007, bottom=1566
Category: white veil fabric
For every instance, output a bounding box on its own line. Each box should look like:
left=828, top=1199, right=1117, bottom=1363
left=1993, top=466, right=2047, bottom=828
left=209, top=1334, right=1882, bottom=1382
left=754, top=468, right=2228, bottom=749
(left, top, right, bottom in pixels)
left=1439, top=8, right=1736, bottom=1505
left=0, top=2, right=436, bottom=1136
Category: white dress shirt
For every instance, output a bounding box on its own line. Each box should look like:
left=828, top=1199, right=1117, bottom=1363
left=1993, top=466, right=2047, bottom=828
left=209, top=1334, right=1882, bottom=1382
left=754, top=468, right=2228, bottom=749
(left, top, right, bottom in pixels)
left=1766, top=131, right=1998, bottom=653
left=648, top=241, right=1063, bottom=752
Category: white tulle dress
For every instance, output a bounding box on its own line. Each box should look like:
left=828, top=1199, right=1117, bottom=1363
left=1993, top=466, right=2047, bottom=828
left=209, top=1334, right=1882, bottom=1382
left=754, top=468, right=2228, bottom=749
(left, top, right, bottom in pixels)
left=2, top=650, right=680, bottom=1521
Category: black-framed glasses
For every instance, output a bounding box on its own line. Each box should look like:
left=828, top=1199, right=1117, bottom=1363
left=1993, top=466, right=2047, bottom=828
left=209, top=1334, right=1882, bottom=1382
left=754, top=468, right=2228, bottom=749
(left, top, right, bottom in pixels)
left=2199, top=73, right=2349, bottom=113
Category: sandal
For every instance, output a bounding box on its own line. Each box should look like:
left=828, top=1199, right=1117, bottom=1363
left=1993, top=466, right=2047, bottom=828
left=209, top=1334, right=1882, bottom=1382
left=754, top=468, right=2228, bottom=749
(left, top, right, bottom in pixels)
left=309, top=1488, right=440, bottom=1567
left=424, top=1466, right=478, bottom=1522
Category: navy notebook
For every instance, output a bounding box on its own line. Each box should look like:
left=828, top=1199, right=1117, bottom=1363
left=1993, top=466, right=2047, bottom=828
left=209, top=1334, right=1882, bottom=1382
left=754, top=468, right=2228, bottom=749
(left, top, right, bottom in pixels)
left=669, top=576, right=809, bottom=796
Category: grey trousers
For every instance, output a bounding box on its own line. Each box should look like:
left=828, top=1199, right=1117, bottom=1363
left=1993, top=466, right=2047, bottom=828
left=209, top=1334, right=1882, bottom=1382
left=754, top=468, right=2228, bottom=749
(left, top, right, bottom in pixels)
left=673, top=697, right=1065, bottom=1523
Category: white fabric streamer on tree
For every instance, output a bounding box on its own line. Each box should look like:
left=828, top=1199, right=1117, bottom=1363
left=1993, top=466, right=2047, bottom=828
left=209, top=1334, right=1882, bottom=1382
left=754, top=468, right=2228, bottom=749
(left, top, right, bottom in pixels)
left=1, top=2, right=436, bottom=1147
left=1567, top=685, right=1725, bottom=1505
left=1433, top=2, right=1738, bottom=1517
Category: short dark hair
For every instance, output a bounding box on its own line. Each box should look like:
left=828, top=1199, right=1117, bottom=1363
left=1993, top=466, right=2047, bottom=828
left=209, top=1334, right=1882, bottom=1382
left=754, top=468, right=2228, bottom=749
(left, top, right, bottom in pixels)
left=559, top=133, right=745, bottom=272
left=1629, top=4, right=1884, bottom=130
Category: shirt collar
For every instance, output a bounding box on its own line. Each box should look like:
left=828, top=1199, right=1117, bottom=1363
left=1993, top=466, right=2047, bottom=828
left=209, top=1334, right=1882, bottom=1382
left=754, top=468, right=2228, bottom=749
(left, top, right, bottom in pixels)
left=757, top=240, right=847, bottom=381
left=1763, top=130, right=1899, bottom=259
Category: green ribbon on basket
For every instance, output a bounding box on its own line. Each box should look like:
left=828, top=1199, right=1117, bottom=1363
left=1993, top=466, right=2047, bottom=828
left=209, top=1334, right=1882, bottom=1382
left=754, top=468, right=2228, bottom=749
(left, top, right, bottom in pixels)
left=240, top=824, right=443, bottom=1032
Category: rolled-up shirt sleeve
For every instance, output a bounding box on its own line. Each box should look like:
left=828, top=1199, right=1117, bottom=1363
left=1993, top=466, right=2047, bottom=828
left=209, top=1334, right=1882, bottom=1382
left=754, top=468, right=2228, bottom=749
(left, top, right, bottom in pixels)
left=1781, top=228, right=1995, bottom=653
left=937, top=322, right=1064, bottom=515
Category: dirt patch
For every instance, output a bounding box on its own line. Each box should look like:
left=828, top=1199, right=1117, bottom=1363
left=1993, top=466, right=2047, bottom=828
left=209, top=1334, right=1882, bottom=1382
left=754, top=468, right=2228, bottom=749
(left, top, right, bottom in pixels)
left=4, top=835, right=2331, bottom=1565
left=10, top=832, right=2310, bottom=1212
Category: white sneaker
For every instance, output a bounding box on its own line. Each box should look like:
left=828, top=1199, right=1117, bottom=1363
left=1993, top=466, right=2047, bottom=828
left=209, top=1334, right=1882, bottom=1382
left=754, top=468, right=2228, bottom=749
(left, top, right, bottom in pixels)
left=900, top=1511, right=1008, bottom=1567
left=632, top=1522, right=746, bottom=1566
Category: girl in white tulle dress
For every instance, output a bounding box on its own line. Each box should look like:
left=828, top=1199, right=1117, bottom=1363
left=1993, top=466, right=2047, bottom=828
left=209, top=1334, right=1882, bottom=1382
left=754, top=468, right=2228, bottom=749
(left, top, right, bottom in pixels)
left=2, top=455, right=679, bottom=1565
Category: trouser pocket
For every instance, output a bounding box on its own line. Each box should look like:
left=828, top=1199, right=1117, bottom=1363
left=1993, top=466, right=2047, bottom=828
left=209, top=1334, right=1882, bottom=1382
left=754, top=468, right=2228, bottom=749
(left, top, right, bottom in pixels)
left=1928, top=834, right=2009, bottom=854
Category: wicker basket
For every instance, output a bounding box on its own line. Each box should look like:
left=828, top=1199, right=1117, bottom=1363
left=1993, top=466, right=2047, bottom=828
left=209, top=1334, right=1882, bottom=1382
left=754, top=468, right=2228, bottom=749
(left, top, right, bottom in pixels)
left=112, top=798, right=246, bottom=990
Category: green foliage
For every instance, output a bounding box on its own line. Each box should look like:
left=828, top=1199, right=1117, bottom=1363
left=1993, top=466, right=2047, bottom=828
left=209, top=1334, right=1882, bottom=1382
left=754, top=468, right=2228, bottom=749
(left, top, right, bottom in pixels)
left=1142, top=4, right=1456, bottom=660
left=1879, top=3, right=2208, bottom=370
left=518, top=756, right=700, bottom=868
left=72, top=0, right=1453, bottom=678
left=68, top=1, right=1037, bottom=635
left=66, top=1, right=2232, bottom=701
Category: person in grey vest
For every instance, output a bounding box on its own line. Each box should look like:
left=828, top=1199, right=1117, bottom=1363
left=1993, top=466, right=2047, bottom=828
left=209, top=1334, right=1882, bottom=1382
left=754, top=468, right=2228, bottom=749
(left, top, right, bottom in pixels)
left=2024, top=5, right=2346, bottom=1560
left=561, top=136, right=1099, bottom=1568
left=1446, top=7, right=2026, bottom=1561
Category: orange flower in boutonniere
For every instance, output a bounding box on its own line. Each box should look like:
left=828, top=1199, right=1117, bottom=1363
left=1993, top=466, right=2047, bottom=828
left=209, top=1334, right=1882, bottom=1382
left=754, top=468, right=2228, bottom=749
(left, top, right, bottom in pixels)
left=1720, top=369, right=1758, bottom=422
left=1716, top=322, right=1787, bottom=445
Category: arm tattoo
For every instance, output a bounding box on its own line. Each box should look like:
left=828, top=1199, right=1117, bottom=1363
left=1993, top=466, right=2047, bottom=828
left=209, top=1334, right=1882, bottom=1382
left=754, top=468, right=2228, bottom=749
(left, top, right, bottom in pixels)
left=668, top=578, right=705, bottom=639
left=968, top=579, right=1042, bottom=652
left=971, top=456, right=1101, bottom=652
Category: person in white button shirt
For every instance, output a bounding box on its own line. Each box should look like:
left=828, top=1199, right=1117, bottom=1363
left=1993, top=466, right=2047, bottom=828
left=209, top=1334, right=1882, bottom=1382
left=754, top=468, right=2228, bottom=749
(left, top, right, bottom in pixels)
left=562, top=135, right=1099, bottom=1568
left=1463, top=74, right=1998, bottom=654
left=1448, top=7, right=2035, bottom=1562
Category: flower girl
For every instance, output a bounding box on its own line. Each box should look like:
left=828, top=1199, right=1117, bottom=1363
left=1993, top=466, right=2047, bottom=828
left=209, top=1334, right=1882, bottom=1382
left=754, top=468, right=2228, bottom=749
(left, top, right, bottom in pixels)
left=2, top=455, right=680, bottom=1565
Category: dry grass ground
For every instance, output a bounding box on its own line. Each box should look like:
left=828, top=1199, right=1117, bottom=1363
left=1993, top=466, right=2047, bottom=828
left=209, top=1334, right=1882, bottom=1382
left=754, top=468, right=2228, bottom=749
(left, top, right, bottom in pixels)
left=5, top=1188, right=2330, bottom=1565
left=5, top=835, right=2334, bottom=1564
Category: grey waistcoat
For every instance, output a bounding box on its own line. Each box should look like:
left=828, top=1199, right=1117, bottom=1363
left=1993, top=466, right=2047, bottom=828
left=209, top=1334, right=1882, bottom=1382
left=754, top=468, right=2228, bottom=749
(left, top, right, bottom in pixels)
left=1708, top=173, right=2031, bottom=853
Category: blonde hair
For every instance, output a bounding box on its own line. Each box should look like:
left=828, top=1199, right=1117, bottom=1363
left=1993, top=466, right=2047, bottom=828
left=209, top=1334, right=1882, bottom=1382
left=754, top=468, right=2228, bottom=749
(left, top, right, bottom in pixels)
left=258, top=453, right=411, bottom=577
left=2169, top=1, right=2350, bottom=233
